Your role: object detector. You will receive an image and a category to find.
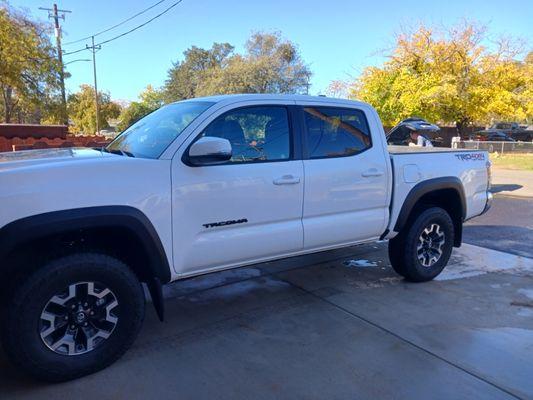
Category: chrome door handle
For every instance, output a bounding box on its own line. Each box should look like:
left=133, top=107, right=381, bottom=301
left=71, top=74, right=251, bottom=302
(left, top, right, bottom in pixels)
left=273, top=175, right=301, bottom=185
left=361, top=169, right=384, bottom=178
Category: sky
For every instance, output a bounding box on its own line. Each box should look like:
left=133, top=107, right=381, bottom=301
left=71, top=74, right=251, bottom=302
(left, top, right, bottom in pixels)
left=10, top=0, right=533, bottom=102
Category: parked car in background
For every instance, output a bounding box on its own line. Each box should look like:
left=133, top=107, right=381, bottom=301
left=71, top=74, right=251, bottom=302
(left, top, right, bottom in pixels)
left=471, top=130, right=516, bottom=142
left=386, top=118, right=444, bottom=147
left=473, top=122, right=533, bottom=142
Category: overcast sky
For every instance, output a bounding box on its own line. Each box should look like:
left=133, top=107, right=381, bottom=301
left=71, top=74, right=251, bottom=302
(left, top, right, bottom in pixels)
left=11, top=0, right=533, bottom=101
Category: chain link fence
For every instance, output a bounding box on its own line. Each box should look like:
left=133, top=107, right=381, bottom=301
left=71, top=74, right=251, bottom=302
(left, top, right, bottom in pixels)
left=453, top=140, right=533, bottom=154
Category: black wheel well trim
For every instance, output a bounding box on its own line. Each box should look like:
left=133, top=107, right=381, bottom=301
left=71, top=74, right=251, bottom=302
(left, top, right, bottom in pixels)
left=393, top=177, right=466, bottom=246
left=0, top=206, right=172, bottom=285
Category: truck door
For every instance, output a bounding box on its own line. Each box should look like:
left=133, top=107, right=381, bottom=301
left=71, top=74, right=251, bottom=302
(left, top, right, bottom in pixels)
left=300, top=105, right=389, bottom=249
left=171, top=104, right=304, bottom=276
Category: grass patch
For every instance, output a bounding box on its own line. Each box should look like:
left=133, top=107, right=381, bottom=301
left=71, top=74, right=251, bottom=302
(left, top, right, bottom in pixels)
left=490, top=153, right=533, bottom=171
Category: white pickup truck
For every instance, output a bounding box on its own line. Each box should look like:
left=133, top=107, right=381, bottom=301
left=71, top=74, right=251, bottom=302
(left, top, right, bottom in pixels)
left=0, top=94, right=492, bottom=381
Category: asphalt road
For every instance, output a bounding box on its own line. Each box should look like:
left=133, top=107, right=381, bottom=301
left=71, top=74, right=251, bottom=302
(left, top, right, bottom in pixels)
left=464, top=195, right=533, bottom=258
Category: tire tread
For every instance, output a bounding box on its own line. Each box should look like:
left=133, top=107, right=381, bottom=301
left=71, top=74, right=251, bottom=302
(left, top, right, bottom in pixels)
left=0, top=252, right=145, bottom=382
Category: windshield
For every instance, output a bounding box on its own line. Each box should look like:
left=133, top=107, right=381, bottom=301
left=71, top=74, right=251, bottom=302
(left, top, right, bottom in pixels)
left=106, top=101, right=215, bottom=159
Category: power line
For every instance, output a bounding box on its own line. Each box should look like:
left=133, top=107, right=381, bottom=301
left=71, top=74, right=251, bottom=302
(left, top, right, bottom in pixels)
left=63, top=0, right=184, bottom=56
left=64, top=58, right=90, bottom=66
left=63, top=0, right=167, bottom=46
left=63, top=47, right=90, bottom=56
left=96, top=0, right=184, bottom=46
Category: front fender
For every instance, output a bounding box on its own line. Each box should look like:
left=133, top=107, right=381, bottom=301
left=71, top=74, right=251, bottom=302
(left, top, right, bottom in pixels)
left=0, top=206, right=171, bottom=284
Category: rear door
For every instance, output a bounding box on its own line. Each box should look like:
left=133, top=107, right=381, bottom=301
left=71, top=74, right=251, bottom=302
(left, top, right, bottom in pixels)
left=299, top=103, right=389, bottom=249
left=171, top=102, right=305, bottom=276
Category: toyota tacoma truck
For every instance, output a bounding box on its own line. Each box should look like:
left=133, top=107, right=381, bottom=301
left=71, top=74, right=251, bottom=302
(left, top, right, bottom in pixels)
left=0, top=94, right=492, bottom=381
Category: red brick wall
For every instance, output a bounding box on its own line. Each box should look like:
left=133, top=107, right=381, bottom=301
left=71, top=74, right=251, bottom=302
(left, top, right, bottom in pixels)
left=0, top=135, right=110, bottom=152
left=0, top=124, right=68, bottom=139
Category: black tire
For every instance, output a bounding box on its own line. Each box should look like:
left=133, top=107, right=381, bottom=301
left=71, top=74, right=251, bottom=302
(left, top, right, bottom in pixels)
left=0, top=253, right=145, bottom=382
left=388, top=207, right=454, bottom=282
left=388, top=233, right=407, bottom=277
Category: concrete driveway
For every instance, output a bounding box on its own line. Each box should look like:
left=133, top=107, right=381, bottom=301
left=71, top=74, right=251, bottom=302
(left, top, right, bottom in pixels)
left=491, top=168, right=533, bottom=198
left=1, top=242, right=532, bottom=400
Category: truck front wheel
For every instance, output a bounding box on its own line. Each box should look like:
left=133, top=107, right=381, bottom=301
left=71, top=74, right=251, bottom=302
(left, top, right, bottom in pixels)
left=388, top=207, right=454, bottom=282
left=0, top=253, right=145, bottom=382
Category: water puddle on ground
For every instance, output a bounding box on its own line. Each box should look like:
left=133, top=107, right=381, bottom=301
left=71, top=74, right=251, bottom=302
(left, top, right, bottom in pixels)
left=436, top=243, right=533, bottom=281
left=343, top=259, right=378, bottom=268
left=517, top=288, right=533, bottom=300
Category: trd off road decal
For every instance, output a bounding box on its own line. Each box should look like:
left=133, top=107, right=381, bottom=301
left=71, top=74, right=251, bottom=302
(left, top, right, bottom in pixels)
left=455, top=153, right=486, bottom=161
left=203, top=218, right=248, bottom=229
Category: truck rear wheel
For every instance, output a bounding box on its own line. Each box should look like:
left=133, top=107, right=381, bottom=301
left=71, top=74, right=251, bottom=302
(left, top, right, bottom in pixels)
left=388, top=207, right=454, bottom=282
left=0, top=253, right=145, bottom=382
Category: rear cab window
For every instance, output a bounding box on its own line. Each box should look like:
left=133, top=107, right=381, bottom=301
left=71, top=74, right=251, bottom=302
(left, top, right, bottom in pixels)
left=302, top=106, right=372, bottom=159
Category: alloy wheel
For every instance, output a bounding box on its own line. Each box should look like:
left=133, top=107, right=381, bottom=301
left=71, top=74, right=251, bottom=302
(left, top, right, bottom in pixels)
left=417, top=223, right=446, bottom=267
left=39, top=282, right=119, bottom=356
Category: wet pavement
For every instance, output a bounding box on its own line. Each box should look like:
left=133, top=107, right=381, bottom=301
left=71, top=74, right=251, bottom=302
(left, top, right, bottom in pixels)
left=1, top=242, right=532, bottom=400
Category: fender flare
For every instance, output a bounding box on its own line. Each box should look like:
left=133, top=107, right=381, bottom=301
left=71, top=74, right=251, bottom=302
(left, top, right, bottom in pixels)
left=0, top=206, right=172, bottom=284
left=394, top=177, right=466, bottom=238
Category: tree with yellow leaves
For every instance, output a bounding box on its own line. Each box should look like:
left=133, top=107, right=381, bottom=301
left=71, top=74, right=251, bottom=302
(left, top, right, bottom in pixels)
left=349, top=22, right=532, bottom=133
left=67, top=85, right=121, bottom=134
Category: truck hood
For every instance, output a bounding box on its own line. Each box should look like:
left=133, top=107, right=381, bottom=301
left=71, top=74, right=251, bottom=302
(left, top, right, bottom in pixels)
left=0, top=148, right=114, bottom=172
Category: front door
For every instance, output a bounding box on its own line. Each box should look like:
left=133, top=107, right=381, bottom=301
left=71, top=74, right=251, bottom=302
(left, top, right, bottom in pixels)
left=171, top=105, right=304, bottom=276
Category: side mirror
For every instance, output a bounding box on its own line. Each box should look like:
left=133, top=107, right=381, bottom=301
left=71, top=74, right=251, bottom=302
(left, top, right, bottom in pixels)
left=187, top=137, right=232, bottom=166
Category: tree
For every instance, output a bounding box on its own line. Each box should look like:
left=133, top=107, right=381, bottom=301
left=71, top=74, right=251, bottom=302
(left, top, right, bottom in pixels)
left=163, top=32, right=312, bottom=101
left=326, top=80, right=349, bottom=98
left=0, top=4, right=61, bottom=123
left=117, top=85, right=164, bottom=131
left=349, top=22, right=532, bottom=132
left=163, top=43, right=234, bottom=102
left=67, top=85, right=121, bottom=134
left=198, top=32, right=311, bottom=96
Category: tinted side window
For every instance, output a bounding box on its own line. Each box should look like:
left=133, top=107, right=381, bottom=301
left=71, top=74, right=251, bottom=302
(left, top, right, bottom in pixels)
left=303, top=107, right=371, bottom=159
left=201, top=106, right=291, bottom=163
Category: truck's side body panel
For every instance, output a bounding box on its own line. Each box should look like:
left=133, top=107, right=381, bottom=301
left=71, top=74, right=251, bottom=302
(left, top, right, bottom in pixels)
left=170, top=99, right=305, bottom=277
left=386, top=149, right=489, bottom=237
left=168, top=97, right=395, bottom=279
left=295, top=99, right=392, bottom=250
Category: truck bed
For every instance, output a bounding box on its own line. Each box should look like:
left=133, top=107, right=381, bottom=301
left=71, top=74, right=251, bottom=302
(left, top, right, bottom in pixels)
left=385, top=146, right=490, bottom=237
left=388, top=145, right=483, bottom=154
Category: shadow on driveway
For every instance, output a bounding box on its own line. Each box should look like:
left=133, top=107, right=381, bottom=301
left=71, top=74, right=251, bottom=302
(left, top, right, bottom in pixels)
left=491, top=184, right=523, bottom=194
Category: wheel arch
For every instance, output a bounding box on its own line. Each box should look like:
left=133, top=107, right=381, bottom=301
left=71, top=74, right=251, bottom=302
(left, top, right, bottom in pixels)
left=394, top=177, right=466, bottom=247
left=0, top=206, right=170, bottom=320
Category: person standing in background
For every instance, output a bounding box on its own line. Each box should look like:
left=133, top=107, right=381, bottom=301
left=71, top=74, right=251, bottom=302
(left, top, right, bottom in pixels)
left=409, top=131, right=434, bottom=147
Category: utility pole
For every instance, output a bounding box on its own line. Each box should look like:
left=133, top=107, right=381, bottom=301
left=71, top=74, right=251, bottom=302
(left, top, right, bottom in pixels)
left=39, top=4, right=71, bottom=126
left=87, top=36, right=101, bottom=135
